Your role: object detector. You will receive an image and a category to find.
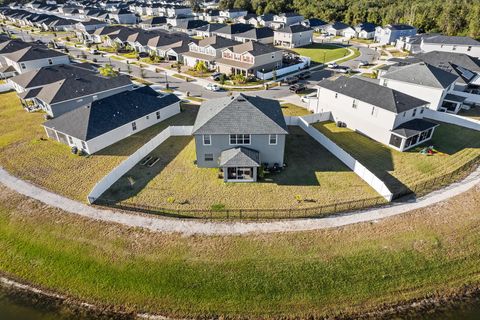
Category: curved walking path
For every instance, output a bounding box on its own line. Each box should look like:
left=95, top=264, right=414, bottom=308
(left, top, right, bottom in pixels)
left=0, top=167, right=479, bottom=236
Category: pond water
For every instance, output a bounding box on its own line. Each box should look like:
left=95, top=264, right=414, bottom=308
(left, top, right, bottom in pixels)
left=0, top=285, right=479, bottom=320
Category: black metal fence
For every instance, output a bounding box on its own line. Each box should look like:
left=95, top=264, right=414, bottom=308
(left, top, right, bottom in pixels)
left=95, top=196, right=387, bottom=220
left=392, top=156, right=480, bottom=200
left=96, top=157, right=480, bottom=220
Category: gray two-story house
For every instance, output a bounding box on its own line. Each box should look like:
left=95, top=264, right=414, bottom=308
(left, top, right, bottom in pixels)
left=192, top=94, right=288, bottom=182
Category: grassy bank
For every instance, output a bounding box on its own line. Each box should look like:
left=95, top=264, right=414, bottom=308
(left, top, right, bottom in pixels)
left=0, top=185, right=479, bottom=318
left=291, top=43, right=351, bottom=64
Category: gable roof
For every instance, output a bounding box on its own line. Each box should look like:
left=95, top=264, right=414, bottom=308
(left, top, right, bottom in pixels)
left=228, top=40, right=281, bottom=55
left=214, top=23, right=253, bottom=35
left=195, top=23, right=226, bottom=33
left=219, top=147, right=260, bottom=167
left=355, top=22, right=376, bottom=33
left=192, top=94, right=288, bottom=135
left=44, top=87, right=180, bottom=141
left=0, top=39, right=33, bottom=54
left=422, top=35, right=480, bottom=46
left=5, top=45, right=67, bottom=62
left=318, top=76, right=429, bottom=113
left=140, top=16, right=166, bottom=25
left=196, top=35, right=240, bottom=49
left=305, top=18, right=327, bottom=27
left=10, top=63, right=97, bottom=89
left=328, top=21, right=352, bottom=31
left=276, top=24, right=312, bottom=34
left=387, top=24, right=416, bottom=31
left=381, top=62, right=459, bottom=88
left=236, top=27, right=274, bottom=40
left=35, top=74, right=132, bottom=105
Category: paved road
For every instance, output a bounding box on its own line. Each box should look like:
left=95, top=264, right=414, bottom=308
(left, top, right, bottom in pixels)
left=0, top=166, right=479, bottom=235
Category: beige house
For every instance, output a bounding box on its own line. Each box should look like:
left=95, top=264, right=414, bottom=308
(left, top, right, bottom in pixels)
left=274, top=25, right=313, bottom=48
left=215, top=41, right=283, bottom=76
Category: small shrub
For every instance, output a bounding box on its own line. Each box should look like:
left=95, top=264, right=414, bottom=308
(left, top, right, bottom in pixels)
left=294, top=195, right=302, bottom=203
left=167, top=197, right=175, bottom=204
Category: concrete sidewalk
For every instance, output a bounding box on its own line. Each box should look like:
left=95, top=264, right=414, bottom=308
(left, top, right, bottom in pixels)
left=0, top=166, right=479, bottom=236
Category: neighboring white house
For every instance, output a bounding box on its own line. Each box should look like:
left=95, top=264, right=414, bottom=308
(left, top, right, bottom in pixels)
left=218, top=8, right=247, bottom=22
left=271, top=12, right=304, bottom=29
left=375, top=24, right=417, bottom=45
left=3, top=45, right=70, bottom=74
left=313, top=76, right=437, bottom=152
left=379, top=62, right=461, bottom=113
left=420, top=35, right=480, bottom=58
left=354, top=22, right=377, bottom=39
left=323, top=21, right=356, bottom=38
left=43, top=86, right=181, bottom=154
left=274, top=24, right=313, bottom=48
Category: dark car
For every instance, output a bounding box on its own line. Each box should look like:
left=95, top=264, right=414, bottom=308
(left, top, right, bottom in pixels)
left=289, top=83, right=306, bottom=93
left=211, top=72, right=224, bottom=81
left=138, top=52, right=149, bottom=58
left=298, top=71, right=311, bottom=80
left=284, top=76, right=299, bottom=85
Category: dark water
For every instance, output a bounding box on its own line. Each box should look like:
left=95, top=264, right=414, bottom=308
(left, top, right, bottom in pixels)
left=0, top=286, right=480, bottom=320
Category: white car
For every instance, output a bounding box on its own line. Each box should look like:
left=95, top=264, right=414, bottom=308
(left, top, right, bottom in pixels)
left=327, top=62, right=338, bottom=68
left=205, top=83, right=221, bottom=91
left=301, top=92, right=317, bottom=103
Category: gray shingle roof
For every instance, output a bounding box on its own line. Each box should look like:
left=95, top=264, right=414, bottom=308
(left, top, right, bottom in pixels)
left=318, top=76, right=429, bottom=113
left=387, top=24, right=416, bottom=31
left=381, top=62, right=458, bottom=89
left=392, top=119, right=438, bottom=138
left=214, top=23, right=253, bottom=35
left=196, top=35, right=240, bottom=49
left=5, top=45, right=67, bottom=62
left=219, top=147, right=260, bottom=167
left=35, top=74, right=132, bottom=105
left=236, top=27, right=274, bottom=40
left=228, top=40, right=281, bottom=55
left=192, top=94, right=288, bottom=135
left=423, top=35, right=480, bottom=46
left=44, top=87, right=180, bottom=141
left=10, top=63, right=96, bottom=89
left=276, top=24, right=312, bottom=34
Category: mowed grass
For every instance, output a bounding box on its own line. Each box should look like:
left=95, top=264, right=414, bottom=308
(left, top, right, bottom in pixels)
left=102, top=126, right=379, bottom=213
left=1, top=185, right=480, bottom=318
left=281, top=103, right=311, bottom=116
left=0, top=91, right=198, bottom=201
left=291, top=43, right=351, bottom=64
left=313, top=121, right=480, bottom=195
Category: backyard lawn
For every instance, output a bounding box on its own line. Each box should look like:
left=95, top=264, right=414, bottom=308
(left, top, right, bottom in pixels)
left=281, top=103, right=311, bottom=116
left=101, top=126, right=380, bottom=214
left=0, top=91, right=198, bottom=202
left=313, top=121, right=480, bottom=195
left=291, top=43, right=351, bottom=64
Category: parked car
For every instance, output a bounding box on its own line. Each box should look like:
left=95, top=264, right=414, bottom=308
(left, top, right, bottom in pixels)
left=301, top=92, right=317, bottom=103
left=211, top=72, right=224, bottom=81
left=289, top=83, right=306, bottom=93
left=336, top=66, right=351, bottom=73
left=90, top=49, right=99, bottom=55
left=298, top=71, right=311, bottom=80
left=284, top=76, right=299, bottom=85
left=358, top=60, right=369, bottom=67
left=205, top=83, right=221, bottom=91
left=138, top=52, right=149, bottom=58
left=327, top=62, right=338, bottom=68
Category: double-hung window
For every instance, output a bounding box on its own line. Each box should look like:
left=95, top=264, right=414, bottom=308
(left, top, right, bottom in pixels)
left=269, top=134, right=277, bottom=145
left=230, top=134, right=250, bottom=145
left=203, top=134, right=211, bottom=145
left=132, top=121, right=137, bottom=131
left=156, top=111, right=161, bottom=119
left=352, top=99, right=358, bottom=109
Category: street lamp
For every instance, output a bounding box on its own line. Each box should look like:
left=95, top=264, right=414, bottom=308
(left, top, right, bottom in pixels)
left=164, top=70, right=169, bottom=89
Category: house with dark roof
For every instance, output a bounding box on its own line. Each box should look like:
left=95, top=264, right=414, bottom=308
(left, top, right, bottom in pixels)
left=379, top=62, right=461, bottom=113
left=374, top=24, right=417, bottom=45
left=323, top=21, right=356, bottom=38
left=192, top=94, right=288, bottom=182
left=420, top=35, right=480, bottom=58
left=212, top=23, right=254, bottom=40
left=43, top=86, right=181, bottom=154
left=2, top=44, right=70, bottom=75
left=216, top=41, right=283, bottom=76
left=271, top=12, right=304, bottom=29
left=354, top=22, right=377, bottom=39
left=387, top=51, right=480, bottom=105
left=255, top=13, right=275, bottom=28
left=108, top=9, right=137, bottom=24
left=139, top=16, right=167, bottom=30
left=218, top=8, right=248, bottom=22
left=194, top=23, right=227, bottom=37
left=171, top=19, right=209, bottom=35
left=301, top=18, right=327, bottom=32
left=30, top=74, right=133, bottom=117
left=274, top=24, right=313, bottom=48
left=183, top=36, right=240, bottom=69
left=314, top=76, right=436, bottom=151
left=233, top=27, right=274, bottom=44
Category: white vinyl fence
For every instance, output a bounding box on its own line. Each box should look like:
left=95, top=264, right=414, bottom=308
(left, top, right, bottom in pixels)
left=296, top=115, right=394, bottom=201
left=424, top=109, right=480, bottom=131
left=256, top=56, right=311, bottom=80
left=284, top=112, right=331, bottom=126
left=87, top=125, right=193, bottom=203
left=0, top=83, right=12, bottom=93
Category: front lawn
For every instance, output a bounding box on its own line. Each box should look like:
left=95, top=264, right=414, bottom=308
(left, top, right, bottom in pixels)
left=0, top=91, right=198, bottom=202
left=101, top=126, right=380, bottom=215
left=291, top=43, right=351, bottom=64
left=313, top=121, right=480, bottom=195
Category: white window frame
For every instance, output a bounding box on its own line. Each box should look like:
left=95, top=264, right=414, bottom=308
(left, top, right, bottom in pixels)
left=204, top=153, right=214, bottom=161
left=229, top=134, right=251, bottom=145
left=269, top=134, right=277, bottom=145
left=203, top=134, right=211, bottom=145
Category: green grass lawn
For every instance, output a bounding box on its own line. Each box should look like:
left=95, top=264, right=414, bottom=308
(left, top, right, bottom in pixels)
left=291, top=43, right=351, bottom=64
left=313, top=121, right=480, bottom=195
left=350, top=38, right=375, bottom=45
left=0, top=185, right=480, bottom=318
left=109, top=55, right=125, bottom=60
left=281, top=103, right=311, bottom=116
left=101, top=126, right=379, bottom=215
left=0, top=91, right=198, bottom=202
left=120, top=52, right=138, bottom=59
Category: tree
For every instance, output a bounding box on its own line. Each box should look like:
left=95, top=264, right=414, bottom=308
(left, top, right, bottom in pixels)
left=232, top=73, right=247, bottom=84
left=99, top=64, right=119, bottom=77
left=194, top=60, right=208, bottom=74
